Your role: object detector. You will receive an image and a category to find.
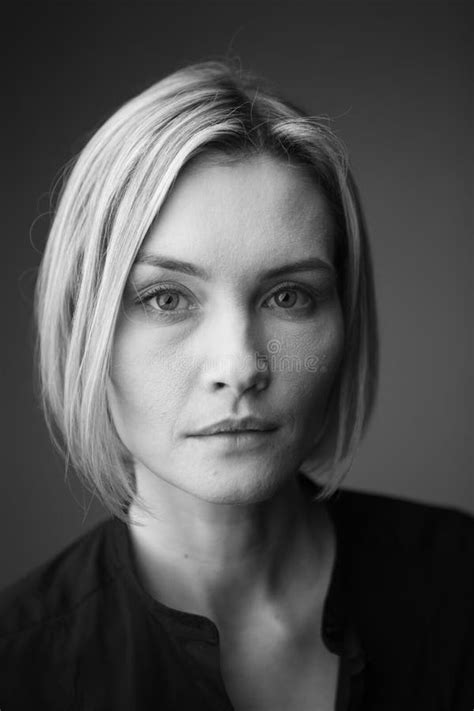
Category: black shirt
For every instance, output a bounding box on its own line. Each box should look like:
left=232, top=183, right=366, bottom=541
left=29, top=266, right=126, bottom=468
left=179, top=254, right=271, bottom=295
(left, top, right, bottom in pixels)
left=1, top=479, right=473, bottom=710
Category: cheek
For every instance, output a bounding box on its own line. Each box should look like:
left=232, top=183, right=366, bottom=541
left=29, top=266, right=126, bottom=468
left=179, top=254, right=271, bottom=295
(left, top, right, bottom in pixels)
left=107, top=323, right=185, bottom=436
left=276, top=307, right=344, bottom=381
left=277, top=309, right=344, bottom=416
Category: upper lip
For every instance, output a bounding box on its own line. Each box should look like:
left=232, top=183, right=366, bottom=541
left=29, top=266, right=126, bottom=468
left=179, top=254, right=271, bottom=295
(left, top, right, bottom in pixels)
left=189, top=416, right=278, bottom=436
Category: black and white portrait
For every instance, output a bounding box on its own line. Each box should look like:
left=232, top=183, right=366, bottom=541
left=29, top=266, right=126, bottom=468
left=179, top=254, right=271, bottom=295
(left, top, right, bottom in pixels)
left=1, top=2, right=472, bottom=709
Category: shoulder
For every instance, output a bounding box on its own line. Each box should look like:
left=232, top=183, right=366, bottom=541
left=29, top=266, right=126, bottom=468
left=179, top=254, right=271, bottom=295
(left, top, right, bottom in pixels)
left=330, top=486, right=474, bottom=560
left=330, top=486, right=474, bottom=601
left=330, top=487, right=474, bottom=699
left=0, top=516, right=118, bottom=639
left=0, top=517, right=123, bottom=706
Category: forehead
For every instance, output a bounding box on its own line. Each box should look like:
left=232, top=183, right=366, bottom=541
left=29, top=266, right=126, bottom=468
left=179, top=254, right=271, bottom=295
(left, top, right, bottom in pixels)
left=139, top=153, right=335, bottom=275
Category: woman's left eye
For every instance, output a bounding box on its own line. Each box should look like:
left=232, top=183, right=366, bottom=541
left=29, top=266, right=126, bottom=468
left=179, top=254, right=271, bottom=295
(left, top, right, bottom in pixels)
left=264, top=284, right=315, bottom=310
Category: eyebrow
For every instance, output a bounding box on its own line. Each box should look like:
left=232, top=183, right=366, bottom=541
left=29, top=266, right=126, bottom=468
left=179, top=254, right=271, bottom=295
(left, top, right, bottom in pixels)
left=132, top=253, right=335, bottom=280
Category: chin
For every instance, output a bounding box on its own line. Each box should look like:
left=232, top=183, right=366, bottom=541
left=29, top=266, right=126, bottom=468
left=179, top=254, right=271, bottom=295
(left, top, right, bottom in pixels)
left=134, top=448, right=302, bottom=508
left=180, top=463, right=292, bottom=506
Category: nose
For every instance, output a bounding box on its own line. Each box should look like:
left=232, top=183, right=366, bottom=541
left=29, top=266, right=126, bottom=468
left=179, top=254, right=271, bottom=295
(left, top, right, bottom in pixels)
left=198, top=304, right=271, bottom=400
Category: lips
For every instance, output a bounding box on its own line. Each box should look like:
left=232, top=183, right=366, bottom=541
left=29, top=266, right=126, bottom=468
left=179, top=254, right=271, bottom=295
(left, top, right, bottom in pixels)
left=188, top=415, right=278, bottom=436
left=188, top=428, right=277, bottom=451
left=200, top=430, right=274, bottom=437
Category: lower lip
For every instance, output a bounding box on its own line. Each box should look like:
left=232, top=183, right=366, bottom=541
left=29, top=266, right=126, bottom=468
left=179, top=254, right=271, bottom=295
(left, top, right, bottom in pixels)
left=189, top=430, right=277, bottom=449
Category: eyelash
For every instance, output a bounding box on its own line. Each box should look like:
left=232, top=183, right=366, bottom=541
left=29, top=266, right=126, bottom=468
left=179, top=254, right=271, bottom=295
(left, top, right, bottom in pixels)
left=133, top=281, right=324, bottom=318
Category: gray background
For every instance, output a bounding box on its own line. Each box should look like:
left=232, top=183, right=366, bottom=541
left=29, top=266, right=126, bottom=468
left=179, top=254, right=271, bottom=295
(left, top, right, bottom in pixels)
left=2, top=0, right=472, bottom=589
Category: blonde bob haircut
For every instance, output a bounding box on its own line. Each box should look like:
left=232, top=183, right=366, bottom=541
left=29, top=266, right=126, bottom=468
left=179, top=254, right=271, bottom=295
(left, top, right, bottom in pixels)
left=34, top=60, right=379, bottom=523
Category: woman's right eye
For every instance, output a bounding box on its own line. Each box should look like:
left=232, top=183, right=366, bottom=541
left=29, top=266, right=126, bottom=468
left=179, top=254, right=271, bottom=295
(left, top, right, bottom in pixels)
left=136, top=284, right=196, bottom=314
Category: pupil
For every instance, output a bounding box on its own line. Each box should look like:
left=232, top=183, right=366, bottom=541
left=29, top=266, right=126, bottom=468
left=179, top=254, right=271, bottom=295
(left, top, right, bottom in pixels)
left=158, top=292, right=177, bottom=310
left=277, top=290, right=296, bottom=307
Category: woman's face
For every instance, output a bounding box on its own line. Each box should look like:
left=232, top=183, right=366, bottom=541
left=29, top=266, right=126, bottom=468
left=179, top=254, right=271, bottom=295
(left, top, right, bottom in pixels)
left=108, top=153, right=344, bottom=506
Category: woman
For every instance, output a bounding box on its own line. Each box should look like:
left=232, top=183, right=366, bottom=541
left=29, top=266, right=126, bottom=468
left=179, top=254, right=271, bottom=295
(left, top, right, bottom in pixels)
left=1, top=60, right=473, bottom=711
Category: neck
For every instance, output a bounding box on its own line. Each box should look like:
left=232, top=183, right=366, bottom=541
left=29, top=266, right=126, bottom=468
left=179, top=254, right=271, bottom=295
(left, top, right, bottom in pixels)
left=126, top=469, right=332, bottom=627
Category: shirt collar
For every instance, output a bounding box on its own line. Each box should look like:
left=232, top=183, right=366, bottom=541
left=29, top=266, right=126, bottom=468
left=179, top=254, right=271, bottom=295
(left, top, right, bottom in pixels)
left=109, top=475, right=367, bottom=674
left=322, top=484, right=367, bottom=676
